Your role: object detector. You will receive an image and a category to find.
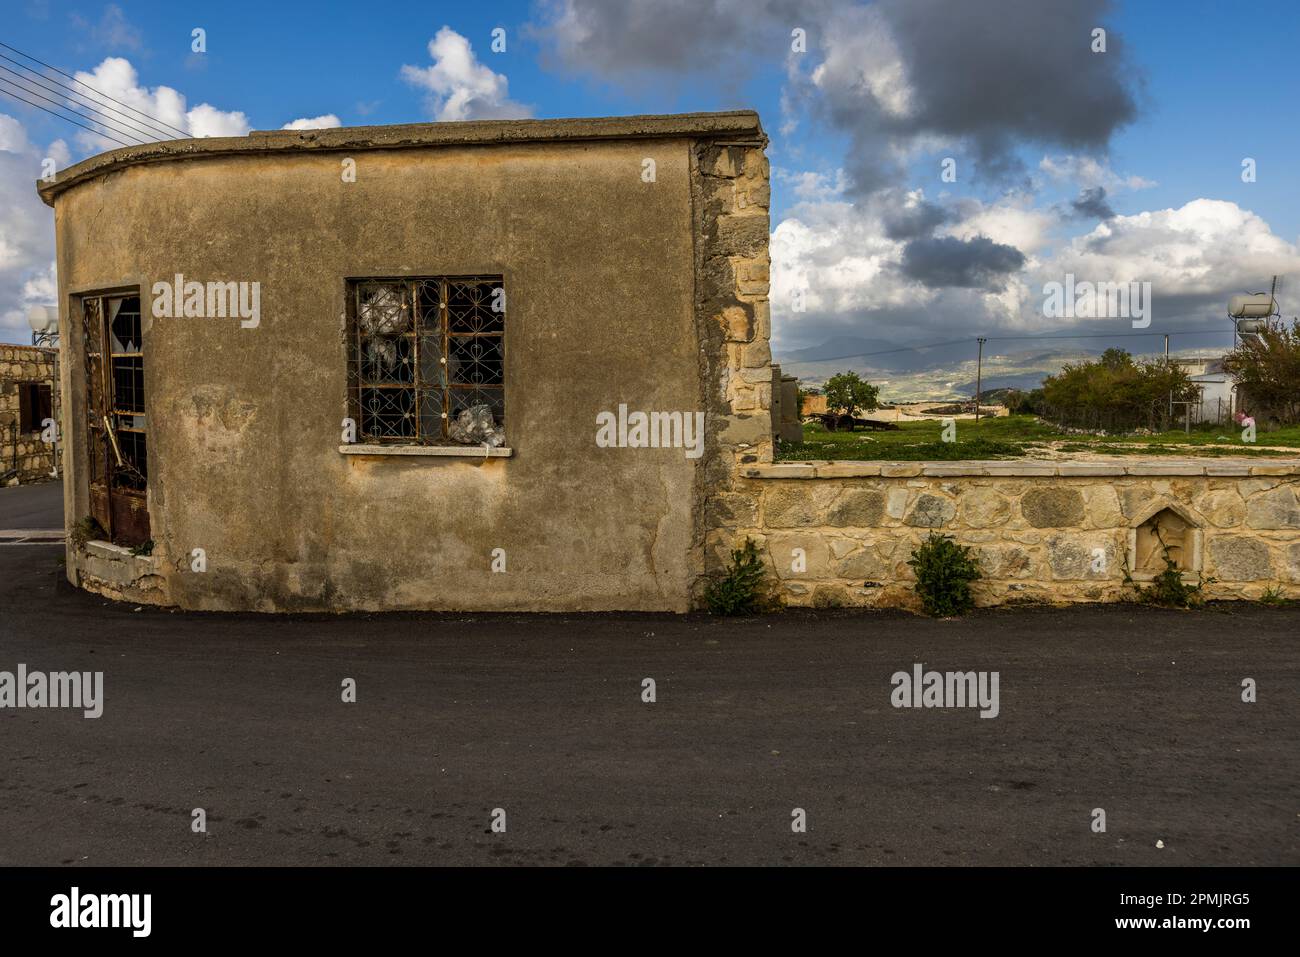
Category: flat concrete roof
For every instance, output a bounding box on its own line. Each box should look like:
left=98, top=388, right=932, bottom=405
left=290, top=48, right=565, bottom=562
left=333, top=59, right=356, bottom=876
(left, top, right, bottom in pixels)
left=37, top=111, right=765, bottom=206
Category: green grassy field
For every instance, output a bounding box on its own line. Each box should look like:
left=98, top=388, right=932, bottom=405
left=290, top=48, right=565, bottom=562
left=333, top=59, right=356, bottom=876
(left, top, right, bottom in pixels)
left=778, top=415, right=1300, bottom=461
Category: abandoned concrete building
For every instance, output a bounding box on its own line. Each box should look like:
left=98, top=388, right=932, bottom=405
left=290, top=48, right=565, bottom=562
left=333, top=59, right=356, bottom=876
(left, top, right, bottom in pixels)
left=40, top=113, right=774, bottom=611
left=38, top=111, right=1300, bottom=612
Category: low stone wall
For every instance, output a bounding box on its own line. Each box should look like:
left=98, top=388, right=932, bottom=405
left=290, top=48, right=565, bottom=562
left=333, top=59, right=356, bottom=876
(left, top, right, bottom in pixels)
left=721, top=459, right=1300, bottom=609
left=0, top=343, right=59, bottom=486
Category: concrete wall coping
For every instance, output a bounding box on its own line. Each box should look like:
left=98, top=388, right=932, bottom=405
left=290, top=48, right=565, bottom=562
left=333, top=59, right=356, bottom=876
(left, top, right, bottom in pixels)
left=339, top=444, right=513, bottom=459
left=38, top=111, right=766, bottom=207
left=745, top=458, right=1300, bottom=479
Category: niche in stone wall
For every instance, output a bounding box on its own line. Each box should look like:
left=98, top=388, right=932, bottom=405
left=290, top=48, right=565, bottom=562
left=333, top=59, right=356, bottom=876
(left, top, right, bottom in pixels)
left=1127, top=503, right=1203, bottom=579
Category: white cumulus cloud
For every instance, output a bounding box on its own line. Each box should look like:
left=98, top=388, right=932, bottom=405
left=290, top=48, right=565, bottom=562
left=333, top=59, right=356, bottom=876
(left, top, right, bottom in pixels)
left=770, top=187, right=1300, bottom=353
left=0, top=114, right=59, bottom=341
left=282, top=114, right=342, bottom=131
left=1037, top=199, right=1300, bottom=308
left=401, top=27, right=532, bottom=121
left=71, top=57, right=250, bottom=150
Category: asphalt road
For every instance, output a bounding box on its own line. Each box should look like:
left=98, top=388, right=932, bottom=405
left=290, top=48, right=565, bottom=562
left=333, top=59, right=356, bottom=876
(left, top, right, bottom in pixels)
left=0, top=480, right=62, bottom=531
left=0, top=544, right=1297, bottom=866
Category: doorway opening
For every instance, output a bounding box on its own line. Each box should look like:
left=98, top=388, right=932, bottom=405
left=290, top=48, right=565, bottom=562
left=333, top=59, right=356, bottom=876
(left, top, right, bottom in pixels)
left=80, top=291, right=150, bottom=547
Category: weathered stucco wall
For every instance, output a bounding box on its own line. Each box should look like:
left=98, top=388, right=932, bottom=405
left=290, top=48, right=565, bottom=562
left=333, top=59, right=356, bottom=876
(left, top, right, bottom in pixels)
left=728, top=460, right=1300, bottom=609
left=44, top=114, right=770, bottom=611
left=0, top=344, right=58, bottom=486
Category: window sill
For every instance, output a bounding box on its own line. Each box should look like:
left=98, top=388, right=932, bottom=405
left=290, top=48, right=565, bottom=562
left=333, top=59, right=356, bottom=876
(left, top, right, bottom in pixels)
left=339, top=444, right=513, bottom=458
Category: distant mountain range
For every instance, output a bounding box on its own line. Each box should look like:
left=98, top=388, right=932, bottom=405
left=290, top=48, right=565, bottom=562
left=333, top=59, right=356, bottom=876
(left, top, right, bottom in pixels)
left=779, top=335, right=976, bottom=372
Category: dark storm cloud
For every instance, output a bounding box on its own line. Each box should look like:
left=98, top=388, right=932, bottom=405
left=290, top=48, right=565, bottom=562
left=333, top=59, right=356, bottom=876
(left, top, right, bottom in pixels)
left=531, top=0, right=1142, bottom=353
left=1069, top=186, right=1115, bottom=219
left=528, top=0, right=838, bottom=80
left=899, top=235, right=1026, bottom=290
left=831, top=0, right=1137, bottom=195
left=882, top=200, right=953, bottom=240
left=877, top=0, right=1135, bottom=145
left=535, top=1, right=1138, bottom=197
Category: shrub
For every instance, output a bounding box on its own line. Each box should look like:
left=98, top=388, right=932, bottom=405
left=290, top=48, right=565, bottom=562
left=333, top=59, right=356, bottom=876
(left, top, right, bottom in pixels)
left=907, top=532, right=981, bottom=616
left=704, top=538, right=777, bottom=615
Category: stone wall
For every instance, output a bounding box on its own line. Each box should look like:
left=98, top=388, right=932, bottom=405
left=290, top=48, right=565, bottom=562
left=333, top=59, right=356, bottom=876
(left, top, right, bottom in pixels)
left=691, top=140, right=776, bottom=599
left=726, top=459, right=1300, bottom=610
left=0, top=343, right=59, bottom=486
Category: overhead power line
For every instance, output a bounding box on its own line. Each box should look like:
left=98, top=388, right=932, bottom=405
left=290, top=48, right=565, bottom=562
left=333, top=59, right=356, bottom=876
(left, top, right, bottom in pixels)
left=0, top=39, right=189, bottom=139
left=0, top=52, right=177, bottom=142
left=0, top=80, right=136, bottom=148
left=0, top=70, right=150, bottom=146
left=982, top=329, right=1231, bottom=343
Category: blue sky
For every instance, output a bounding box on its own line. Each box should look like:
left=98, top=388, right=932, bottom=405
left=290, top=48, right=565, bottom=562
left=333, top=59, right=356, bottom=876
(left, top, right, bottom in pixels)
left=3, top=0, right=1298, bottom=354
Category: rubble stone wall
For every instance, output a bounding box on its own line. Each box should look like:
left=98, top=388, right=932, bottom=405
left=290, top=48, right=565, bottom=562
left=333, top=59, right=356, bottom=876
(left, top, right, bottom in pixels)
left=0, top=343, right=58, bottom=487
left=723, top=460, right=1300, bottom=609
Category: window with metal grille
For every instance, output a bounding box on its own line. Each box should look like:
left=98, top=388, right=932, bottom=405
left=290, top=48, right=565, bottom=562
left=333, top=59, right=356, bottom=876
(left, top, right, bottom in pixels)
left=347, top=277, right=505, bottom=445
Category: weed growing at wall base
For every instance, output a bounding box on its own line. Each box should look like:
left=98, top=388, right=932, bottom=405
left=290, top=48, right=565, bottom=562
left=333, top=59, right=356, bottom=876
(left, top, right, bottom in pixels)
left=704, top=538, right=778, bottom=615
left=908, top=532, right=982, bottom=617
left=70, top=515, right=106, bottom=548
left=1124, top=548, right=1214, bottom=608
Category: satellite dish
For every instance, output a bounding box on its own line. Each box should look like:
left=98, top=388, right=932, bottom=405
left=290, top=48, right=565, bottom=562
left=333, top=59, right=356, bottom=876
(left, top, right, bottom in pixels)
left=27, top=304, right=59, bottom=334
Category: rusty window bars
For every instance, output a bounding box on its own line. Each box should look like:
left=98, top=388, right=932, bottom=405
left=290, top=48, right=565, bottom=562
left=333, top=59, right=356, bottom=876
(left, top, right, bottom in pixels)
left=346, top=277, right=505, bottom=445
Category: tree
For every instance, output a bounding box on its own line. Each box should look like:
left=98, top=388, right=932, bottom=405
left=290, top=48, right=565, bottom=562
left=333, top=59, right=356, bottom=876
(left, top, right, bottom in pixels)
left=1222, top=319, right=1300, bottom=425
left=1099, top=347, right=1133, bottom=370
left=1041, top=352, right=1197, bottom=432
left=822, top=371, right=880, bottom=424
left=1005, top=388, right=1046, bottom=416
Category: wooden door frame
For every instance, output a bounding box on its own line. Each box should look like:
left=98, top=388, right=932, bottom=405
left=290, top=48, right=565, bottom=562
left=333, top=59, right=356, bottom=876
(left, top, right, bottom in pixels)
left=79, top=288, right=149, bottom=546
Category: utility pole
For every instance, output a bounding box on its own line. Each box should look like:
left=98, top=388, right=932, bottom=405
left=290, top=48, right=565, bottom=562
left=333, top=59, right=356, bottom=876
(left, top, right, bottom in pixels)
left=974, top=337, right=987, bottom=426
left=1170, top=335, right=1180, bottom=429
